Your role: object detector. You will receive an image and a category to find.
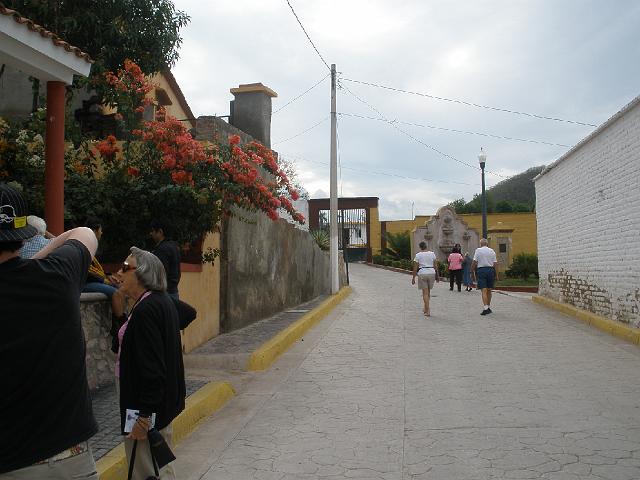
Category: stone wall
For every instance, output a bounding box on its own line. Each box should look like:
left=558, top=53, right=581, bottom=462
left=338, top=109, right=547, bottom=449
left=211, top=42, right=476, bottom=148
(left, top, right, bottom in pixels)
left=81, top=293, right=115, bottom=391
left=535, top=95, right=640, bottom=326
left=220, top=208, right=333, bottom=332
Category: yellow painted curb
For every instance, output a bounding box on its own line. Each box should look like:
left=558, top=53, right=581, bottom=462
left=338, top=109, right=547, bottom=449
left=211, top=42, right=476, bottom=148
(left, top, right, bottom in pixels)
left=532, top=295, right=640, bottom=345
left=97, top=381, right=235, bottom=480
left=247, top=286, right=353, bottom=371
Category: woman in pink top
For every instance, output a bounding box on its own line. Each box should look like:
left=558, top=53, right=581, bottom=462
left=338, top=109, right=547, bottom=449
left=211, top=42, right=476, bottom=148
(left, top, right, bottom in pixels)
left=447, top=244, right=464, bottom=292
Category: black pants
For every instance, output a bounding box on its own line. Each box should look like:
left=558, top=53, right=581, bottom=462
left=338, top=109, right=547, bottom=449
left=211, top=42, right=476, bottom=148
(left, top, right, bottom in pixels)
left=449, top=269, right=462, bottom=291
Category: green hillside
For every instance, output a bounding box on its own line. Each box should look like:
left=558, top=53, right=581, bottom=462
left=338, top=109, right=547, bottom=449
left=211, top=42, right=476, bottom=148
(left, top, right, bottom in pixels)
left=450, top=165, right=545, bottom=213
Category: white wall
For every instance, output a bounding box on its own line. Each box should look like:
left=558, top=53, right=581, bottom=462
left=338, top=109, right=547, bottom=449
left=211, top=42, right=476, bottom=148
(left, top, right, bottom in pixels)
left=535, top=97, right=640, bottom=326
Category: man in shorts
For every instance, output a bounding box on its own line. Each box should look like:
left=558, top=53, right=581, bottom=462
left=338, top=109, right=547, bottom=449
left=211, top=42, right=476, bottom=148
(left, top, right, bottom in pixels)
left=0, top=183, right=99, bottom=479
left=472, top=238, right=499, bottom=315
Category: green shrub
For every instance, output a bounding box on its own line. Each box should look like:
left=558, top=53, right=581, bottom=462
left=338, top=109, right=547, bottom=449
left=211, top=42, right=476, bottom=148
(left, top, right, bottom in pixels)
left=392, top=260, right=402, bottom=268
left=507, top=252, right=538, bottom=280
left=310, top=229, right=330, bottom=251
left=372, top=254, right=384, bottom=265
left=384, top=259, right=392, bottom=266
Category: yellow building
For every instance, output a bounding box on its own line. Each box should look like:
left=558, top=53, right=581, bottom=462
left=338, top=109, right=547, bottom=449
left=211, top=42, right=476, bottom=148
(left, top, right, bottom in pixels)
left=380, top=211, right=537, bottom=272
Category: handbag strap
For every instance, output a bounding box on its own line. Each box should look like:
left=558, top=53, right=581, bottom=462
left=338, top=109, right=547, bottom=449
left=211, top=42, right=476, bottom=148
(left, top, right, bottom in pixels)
left=127, top=440, right=137, bottom=480
left=148, top=434, right=160, bottom=477
left=127, top=436, right=160, bottom=479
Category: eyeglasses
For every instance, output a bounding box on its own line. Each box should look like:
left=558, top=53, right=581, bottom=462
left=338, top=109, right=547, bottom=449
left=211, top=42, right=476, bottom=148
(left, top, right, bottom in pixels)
left=121, top=261, right=136, bottom=273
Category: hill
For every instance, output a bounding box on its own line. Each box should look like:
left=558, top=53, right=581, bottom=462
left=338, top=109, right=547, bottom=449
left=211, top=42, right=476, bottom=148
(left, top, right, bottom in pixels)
left=450, top=165, right=545, bottom=213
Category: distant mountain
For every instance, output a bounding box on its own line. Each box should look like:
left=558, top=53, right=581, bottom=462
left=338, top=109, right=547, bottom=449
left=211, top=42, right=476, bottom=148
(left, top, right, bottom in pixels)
left=488, top=165, right=545, bottom=206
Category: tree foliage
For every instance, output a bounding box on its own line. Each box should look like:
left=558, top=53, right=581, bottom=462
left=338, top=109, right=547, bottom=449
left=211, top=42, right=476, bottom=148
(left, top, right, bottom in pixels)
left=4, top=0, right=190, bottom=76
left=383, top=231, right=411, bottom=260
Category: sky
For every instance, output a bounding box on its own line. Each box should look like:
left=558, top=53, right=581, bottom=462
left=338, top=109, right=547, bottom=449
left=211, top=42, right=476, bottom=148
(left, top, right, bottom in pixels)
left=171, top=0, right=640, bottom=220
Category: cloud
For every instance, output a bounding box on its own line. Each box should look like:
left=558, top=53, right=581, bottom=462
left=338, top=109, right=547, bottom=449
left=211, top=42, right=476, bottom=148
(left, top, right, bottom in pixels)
left=172, top=0, right=640, bottom=219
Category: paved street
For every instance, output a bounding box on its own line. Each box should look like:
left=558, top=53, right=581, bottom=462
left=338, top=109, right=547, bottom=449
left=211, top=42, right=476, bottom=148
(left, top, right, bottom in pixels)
left=176, top=263, right=640, bottom=480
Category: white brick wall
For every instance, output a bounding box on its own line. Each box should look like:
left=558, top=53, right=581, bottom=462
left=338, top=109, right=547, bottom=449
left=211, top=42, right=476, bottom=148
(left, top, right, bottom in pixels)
left=535, top=97, right=640, bottom=326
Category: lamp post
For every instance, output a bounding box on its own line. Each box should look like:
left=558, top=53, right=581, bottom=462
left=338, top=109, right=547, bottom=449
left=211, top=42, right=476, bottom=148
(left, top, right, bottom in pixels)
left=478, top=148, right=487, bottom=239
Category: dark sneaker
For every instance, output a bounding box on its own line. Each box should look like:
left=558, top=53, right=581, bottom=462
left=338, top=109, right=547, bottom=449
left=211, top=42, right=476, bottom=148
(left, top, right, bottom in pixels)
left=481, top=309, right=489, bottom=315
left=486, top=308, right=492, bottom=314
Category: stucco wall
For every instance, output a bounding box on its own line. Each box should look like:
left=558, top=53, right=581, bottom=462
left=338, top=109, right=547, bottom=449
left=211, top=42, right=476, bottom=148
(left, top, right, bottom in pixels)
left=535, top=98, right=640, bottom=326
left=221, top=208, right=331, bottom=332
left=180, top=232, right=221, bottom=353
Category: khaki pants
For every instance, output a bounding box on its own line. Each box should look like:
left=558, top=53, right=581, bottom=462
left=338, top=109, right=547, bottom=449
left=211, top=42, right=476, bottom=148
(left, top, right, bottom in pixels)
left=0, top=448, right=98, bottom=479
left=124, top=424, right=175, bottom=480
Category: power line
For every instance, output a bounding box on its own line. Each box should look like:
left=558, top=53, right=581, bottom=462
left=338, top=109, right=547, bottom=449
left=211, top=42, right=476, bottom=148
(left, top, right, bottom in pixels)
left=337, top=112, right=571, bottom=148
left=273, top=74, right=330, bottom=115
left=272, top=117, right=328, bottom=145
left=283, top=152, right=483, bottom=187
left=339, top=80, right=510, bottom=179
left=284, top=0, right=330, bottom=71
left=341, top=77, right=598, bottom=127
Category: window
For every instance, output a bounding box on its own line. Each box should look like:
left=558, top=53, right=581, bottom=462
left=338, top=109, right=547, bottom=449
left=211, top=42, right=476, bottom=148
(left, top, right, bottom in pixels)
left=499, top=243, right=507, bottom=253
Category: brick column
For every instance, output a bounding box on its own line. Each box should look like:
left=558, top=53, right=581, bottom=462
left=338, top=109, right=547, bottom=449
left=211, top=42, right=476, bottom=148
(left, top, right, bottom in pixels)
left=44, top=81, right=66, bottom=235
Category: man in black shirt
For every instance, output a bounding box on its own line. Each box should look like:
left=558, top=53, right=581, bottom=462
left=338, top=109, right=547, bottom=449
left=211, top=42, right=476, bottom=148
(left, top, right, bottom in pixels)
left=0, top=184, right=99, bottom=478
left=149, top=219, right=181, bottom=300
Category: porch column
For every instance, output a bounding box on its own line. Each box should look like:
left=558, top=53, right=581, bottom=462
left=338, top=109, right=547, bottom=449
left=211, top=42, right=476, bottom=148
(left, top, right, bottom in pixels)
left=44, top=81, right=65, bottom=235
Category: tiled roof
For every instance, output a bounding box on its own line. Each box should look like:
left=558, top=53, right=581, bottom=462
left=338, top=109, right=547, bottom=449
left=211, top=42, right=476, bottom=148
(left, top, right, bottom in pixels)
left=0, top=6, right=93, bottom=63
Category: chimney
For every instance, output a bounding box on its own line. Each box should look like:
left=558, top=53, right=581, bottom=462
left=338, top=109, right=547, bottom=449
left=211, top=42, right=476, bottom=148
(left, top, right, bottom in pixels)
left=229, top=83, right=277, bottom=148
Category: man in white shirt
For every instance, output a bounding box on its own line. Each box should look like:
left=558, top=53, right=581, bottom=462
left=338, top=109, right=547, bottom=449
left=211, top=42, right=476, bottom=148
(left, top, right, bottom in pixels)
left=472, top=238, right=499, bottom=315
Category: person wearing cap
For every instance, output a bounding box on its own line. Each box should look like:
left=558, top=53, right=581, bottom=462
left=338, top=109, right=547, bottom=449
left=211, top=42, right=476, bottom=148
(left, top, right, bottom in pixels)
left=0, top=183, right=100, bottom=479
left=19, top=215, right=52, bottom=259
left=472, top=238, right=499, bottom=315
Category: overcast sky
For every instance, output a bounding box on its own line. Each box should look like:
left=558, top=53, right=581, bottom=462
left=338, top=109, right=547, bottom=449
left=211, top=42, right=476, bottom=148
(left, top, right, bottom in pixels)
left=171, top=0, right=640, bottom=220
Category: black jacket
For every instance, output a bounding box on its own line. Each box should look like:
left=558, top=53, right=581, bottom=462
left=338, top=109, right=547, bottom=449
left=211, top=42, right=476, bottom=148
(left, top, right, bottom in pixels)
left=152, top=240, right=181, bottom=294
left=118, top=291, right=186, bottom=433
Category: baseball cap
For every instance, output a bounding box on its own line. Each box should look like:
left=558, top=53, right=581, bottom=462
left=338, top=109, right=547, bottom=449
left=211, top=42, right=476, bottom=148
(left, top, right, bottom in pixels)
left=0, top=183, right=38, bottom=242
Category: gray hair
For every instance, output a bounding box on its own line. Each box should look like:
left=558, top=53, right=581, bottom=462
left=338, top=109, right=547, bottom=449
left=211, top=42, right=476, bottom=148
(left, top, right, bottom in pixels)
left=130, top=246, right=167, bottom=292
left=27, top=215, right=47, bottom=235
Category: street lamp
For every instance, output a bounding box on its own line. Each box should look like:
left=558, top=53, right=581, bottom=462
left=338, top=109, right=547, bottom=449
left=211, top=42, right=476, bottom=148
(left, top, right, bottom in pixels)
left=478, top=148, right=488, bottom=239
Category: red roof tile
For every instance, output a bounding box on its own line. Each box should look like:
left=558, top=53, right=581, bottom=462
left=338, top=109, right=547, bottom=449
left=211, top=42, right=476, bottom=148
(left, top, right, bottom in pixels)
left=0, top=6, right=93, bottom=64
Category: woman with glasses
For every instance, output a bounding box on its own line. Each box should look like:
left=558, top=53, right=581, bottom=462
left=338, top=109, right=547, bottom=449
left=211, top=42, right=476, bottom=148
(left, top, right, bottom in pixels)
left=113, top=247, right=185, bottom=479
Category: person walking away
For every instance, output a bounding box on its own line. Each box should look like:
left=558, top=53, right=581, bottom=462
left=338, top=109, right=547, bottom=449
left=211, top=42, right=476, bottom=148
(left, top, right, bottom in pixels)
left=447, top=245, right=464, bottom=292
left=114, top=247, right=185, bottom=479
left=472, top=238, right=499, bottom=315
left=0, top=183, right=100, bottom=479
left=411, top=241, right=439, bottom=316
left=462, top=251, right=473, bottom=291
left=149, top=220, right=181, bottom=300
left=19, top=215, right=52, bottom=258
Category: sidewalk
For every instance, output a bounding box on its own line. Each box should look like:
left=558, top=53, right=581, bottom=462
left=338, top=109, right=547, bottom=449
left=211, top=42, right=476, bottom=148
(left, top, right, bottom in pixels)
left=170, top=262, right=640, bottom=480
left=90, top=294, right=331, bottom=461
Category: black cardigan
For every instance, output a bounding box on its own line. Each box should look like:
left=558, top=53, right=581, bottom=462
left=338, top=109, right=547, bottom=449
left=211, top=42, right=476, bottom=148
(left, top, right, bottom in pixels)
left=119, top=291, right=186, bottom=433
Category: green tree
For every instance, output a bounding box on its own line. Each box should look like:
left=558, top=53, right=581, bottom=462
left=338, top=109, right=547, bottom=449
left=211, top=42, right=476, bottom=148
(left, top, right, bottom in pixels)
left=383, top=231, right=411, bottom=260
left=4, top=0, right=189, bottom=77
left=448, top=198, right=468, bottom=214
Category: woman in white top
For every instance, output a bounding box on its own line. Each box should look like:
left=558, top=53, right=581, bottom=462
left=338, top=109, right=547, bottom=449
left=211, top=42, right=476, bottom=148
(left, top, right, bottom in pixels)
left=411, top=241, right=440, bottom=316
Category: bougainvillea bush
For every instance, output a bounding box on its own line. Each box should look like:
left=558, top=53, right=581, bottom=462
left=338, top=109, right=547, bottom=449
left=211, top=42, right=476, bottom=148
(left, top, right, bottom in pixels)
left=0, top=60, right=304, bottom=262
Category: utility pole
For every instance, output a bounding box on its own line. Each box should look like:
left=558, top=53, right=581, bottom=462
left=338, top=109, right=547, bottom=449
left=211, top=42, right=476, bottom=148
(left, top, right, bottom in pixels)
left=330, top=64, right=339, bottom=294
